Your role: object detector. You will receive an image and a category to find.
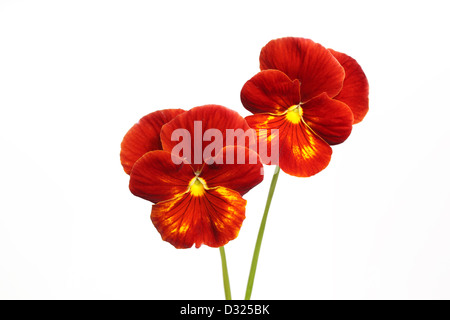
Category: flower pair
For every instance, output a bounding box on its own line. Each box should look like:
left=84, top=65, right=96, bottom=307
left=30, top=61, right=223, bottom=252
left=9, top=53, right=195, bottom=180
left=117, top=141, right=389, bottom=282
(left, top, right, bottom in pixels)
left=121, top=37, right=369, bottom=250
left=120, top=105, right=263, bottom=248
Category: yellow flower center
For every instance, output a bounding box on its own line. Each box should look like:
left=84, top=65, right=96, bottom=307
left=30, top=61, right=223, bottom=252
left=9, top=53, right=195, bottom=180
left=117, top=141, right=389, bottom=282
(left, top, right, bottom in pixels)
left=189, top=176, right=207, bottom=196
left=286, top=105, right=303, bottom=124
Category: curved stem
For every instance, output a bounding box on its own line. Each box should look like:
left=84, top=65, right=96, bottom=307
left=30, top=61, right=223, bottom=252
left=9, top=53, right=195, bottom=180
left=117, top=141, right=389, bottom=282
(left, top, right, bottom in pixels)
left=245, top=165, right=281, bottom=300
left=219, top=246, right=232, bottom=300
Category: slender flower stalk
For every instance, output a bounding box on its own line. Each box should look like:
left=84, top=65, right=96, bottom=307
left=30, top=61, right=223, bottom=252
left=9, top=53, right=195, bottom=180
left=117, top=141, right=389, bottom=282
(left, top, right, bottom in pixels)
left=219, top=246, right=232, bottom=300
left=245, top=165, right=281, bottom=300
left=241, top=37, right=369, bottom=299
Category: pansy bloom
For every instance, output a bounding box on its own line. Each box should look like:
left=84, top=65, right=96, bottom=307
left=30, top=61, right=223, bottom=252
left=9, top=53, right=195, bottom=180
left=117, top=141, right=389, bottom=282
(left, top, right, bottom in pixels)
left=124, top=105, right=263, bottom=248
left=241, top=37, right=369, bottom=177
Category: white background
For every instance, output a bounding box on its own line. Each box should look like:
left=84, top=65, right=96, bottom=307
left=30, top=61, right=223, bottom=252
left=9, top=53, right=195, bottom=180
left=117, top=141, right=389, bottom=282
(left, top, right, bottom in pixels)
left=1, top=0, right=449, bottom=300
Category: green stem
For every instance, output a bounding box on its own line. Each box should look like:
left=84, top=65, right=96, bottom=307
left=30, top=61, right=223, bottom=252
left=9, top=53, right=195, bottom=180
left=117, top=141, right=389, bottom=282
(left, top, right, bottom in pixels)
left=245, top=165, right=281, bottom=300
left=219, top=246, right=232, bottom=300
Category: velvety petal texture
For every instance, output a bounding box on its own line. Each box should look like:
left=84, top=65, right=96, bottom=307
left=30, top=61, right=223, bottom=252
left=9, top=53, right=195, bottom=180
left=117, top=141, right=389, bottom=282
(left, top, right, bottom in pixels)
left=241, top=70, right=301, bottom=114
left=120, top=109, right=185, bottom=174
left=328, top=48, right=369, bottom=124
left=245, top=113, right=332, bottom=177
left=129, top=150, right=194, bottom=203
left=278, top=118, right=332, bottom=177
left=151, top=186, right=246, bottom=249
left=302, top=93, right=354, bottom=145
left=201, top=146, right=264, bottom=196
left=245, top=114, right=283, bottom=166
left=260, top=37, right=345, bottom=102
left=160, top=105, right=255, bottom=170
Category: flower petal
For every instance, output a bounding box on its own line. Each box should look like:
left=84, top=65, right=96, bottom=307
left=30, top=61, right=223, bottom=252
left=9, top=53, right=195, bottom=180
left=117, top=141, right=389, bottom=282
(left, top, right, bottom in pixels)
left=201, top=146, right=264, bottom=196
left=328, top=49, right=369, bottom=124
left=246, top=114, right=332, bottom=177
left=129, top=150, right=194, bottom=203
left=260, top=37, right=345, bottom=102
left=160, top=105, right=255, bottom=170
left=240, top=70, right=301, bottom=114
left=302, top=92, right=354, bottom=145
left=245, top=114, right=284, bottom=166
left=151, top=187, right=246, bottom=248
left=120, top=109, right=185, bottom=174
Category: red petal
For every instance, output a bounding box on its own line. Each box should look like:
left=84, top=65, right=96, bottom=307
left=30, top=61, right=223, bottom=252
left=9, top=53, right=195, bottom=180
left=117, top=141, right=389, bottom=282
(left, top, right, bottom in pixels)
left=160, top=105, right=254, bottom=170
left=240, top=70, right=301, bottom=114
left=260, top=37, right=345, bottom=102
left=246, top=114, right=332, bottom=177
left=201, top=146, right=264, bottom=196
left=328, top=49, right=369, bottom=124
left=120, top=109, right=185, bottom=174
left=302, top=93, right=354, bottom=145
left=129, top=150, right=194, bottom=203
left=151, top=187, right=246, bottom=248
left=245, top=114, right=284, bottom=166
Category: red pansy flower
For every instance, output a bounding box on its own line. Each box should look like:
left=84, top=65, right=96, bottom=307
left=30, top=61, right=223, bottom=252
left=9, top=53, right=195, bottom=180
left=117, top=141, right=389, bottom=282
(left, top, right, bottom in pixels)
left=127, top=105, right=263, bottom=249
left=241, top=37, right=369, bottom=177
left=120, top=109, right=185, bottom=174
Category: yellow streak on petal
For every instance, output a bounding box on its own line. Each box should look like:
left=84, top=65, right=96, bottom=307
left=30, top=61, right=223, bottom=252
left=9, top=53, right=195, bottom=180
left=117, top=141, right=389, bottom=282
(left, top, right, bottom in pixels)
left=301, top=145, right=317, bottom=159
left=211, top=187, right=247, bottom=237
left=179, top=223, right=189, bottom=234
left=292, top=126, right=319, bottom=160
